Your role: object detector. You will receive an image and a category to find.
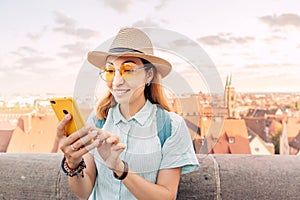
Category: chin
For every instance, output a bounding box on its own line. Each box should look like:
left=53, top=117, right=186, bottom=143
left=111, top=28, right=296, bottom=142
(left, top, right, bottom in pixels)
left=113, top=95, right=130, bottom=105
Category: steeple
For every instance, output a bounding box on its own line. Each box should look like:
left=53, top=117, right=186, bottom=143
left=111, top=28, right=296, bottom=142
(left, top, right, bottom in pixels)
left=224, top=74, right=236, bottom=118
left=225, top=74, right=232, bottom=88
left=225, top=75, right=229, bottom=87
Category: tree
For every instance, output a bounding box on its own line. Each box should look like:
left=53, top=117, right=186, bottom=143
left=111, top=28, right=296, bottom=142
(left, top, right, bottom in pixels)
left=271, top=130, right=282, bottom=154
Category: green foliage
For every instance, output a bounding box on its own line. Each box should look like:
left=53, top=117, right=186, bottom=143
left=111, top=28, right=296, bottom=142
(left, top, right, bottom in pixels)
left=271, top=130, right=282, bottom=154
left=286, top=102, right=300, bottom=110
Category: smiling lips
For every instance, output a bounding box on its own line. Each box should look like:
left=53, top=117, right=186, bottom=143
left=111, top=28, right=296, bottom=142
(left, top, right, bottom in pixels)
left=113, top=89, right=130, bottom=97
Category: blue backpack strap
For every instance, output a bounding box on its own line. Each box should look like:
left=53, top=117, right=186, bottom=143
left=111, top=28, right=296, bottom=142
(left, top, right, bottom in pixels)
left=156, top=106, right=172, bottom=148
left=95, top=118, right=106, bottom=129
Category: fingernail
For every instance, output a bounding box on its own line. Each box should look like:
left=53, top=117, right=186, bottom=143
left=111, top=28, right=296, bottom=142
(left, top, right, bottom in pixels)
left=65, top=114, right=71, bottom=119
left=90, top=130, right=97, bottom=137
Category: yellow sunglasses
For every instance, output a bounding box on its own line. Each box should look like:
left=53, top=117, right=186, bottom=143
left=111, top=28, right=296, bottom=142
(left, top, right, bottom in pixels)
left=99, top=63, right=150, bottom=82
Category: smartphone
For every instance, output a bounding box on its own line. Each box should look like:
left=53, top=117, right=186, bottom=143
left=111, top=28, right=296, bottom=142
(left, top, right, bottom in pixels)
left=50, top=97, right=85, bottom=136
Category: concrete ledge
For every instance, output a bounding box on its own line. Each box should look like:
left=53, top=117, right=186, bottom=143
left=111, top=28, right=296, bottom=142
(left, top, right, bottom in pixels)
left=0, top=153, right=76, bottom=199
left=1, top=153, right=300, bottom=199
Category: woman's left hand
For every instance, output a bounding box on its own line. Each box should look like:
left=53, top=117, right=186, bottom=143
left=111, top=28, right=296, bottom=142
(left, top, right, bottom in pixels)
left=96, top=130, right=126, bottom=171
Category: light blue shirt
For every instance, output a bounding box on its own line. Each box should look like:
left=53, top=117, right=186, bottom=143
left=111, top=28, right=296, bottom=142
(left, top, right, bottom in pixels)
left=87, top=100, right=199, bottom=200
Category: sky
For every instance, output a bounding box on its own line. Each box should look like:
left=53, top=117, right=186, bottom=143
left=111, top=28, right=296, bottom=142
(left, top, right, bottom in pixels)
left=1, top=0, right=300, bottom=97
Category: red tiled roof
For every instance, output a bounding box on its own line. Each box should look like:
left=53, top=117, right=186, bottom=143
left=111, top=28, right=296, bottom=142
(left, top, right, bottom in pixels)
left=183, top=115, right=201, bottom=138
left=204, top=119, right=251, bottom=154
left=0, top=120, right=17, bottom=152
left=287, top=118, right=300, bottom=138
left=0, top=130, right=14, bottom=152
left=0, top=120, right=16, bottom=131
left=289, top=131, right=300, bottom=150
left=244, top=118, right=268, bottom=142
left=7, top=114, right=59, bottom=153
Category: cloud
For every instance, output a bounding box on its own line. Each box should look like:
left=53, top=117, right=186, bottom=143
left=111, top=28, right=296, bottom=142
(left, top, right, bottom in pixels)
left=172, top=39, right=195, bottom=47
left=0, top=63, right=9, bottom=72
left=259, top=13, right=300, bottom=28
left=0, top=55, right=55, bottom=78
left=162, top=38, right=196, bottom=52
left=132, top=18, right=161, bottom=28
left=243, top=63, right=300, bottom=71
left=76, top=28, right=99, bottom=39
left=53, top=11, right=76, bottom=29
left=53, top=11, right=99, bottom=39
left=197, top=33, right=255, bottom=46
left=155, top=0, right=170, bottom=10
left=102, top=0, right=133, bottom=12
left=198, top=35, right=231, bottom=46
left=230, top=36, right=255, bottom=44
left=57, top=42, right=89, bottom=57
left=15, top=56, right=54, bottom=70
left=11, top=46, right=39, bottom=57
left=264, top=35, right=287, bottom=43
left=9, top=47, right=54, bottom=73
left=27, top=26, right=48, bottom=40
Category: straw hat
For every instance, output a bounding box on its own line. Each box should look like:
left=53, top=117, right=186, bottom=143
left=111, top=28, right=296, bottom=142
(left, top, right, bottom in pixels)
left=87, top=28, right=172, bottom=78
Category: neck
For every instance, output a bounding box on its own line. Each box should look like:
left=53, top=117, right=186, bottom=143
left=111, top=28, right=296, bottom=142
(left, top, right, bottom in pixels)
left=120, top=97, right=147, bottom=120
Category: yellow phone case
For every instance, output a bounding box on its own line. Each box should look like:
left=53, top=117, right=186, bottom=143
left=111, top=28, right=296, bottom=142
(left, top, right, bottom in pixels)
left=50, top=97, right=85, bottom=136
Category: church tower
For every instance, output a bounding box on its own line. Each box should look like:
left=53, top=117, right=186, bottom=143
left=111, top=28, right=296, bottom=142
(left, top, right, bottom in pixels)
left=224, top=74, right=236, bottom=118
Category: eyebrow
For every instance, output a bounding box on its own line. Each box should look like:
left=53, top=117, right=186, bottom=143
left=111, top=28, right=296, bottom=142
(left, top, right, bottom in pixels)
left=123, top=60, right=136, bottom=64
left=106, top=60, right=137, bottom=65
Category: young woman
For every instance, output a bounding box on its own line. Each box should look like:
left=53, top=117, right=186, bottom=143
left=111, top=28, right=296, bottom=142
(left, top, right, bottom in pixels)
left=56, top=27, right=199, bottom=200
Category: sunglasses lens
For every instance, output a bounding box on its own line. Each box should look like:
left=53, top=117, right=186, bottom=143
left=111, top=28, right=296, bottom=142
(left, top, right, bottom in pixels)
left=101, top=66, right=115, bottom=81
left=100, top=63, right=143, bottom=81
left=120, top=63, right=134, bottom=80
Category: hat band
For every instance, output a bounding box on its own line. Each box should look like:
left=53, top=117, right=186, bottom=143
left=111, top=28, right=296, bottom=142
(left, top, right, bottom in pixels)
left=109, top=47, right=144, bottom=54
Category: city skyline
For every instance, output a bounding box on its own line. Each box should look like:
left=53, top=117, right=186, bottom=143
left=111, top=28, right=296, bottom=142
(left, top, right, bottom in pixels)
left=1, top=0, right=300, bottom=96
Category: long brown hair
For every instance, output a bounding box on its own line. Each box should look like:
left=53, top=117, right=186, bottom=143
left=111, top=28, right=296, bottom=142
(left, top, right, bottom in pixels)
left=96, top=58, right=172, bottom=119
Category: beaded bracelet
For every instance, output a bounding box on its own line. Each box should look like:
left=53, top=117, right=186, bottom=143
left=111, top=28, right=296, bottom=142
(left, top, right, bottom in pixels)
left=61, top=156, right=86, bottom=178
left=113, top=160, right=128, bottom=180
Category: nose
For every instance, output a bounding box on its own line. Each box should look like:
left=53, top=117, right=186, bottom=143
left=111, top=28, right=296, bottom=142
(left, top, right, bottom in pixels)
left=112, top=69, right=124, bottom=86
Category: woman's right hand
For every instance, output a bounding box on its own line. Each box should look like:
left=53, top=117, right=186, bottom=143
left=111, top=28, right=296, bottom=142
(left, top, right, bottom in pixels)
left=56, top=114, right=100, bottom=169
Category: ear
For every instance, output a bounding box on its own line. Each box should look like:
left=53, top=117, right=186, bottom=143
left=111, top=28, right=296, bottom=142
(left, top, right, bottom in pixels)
left=146, top=68, right=154, bottom=84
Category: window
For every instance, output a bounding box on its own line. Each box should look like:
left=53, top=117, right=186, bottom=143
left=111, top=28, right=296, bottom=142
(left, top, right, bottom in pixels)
left=228, top=137, right=235, bottom=144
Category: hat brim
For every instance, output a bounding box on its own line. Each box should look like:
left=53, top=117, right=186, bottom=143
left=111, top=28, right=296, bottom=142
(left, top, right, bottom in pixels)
left=87, top=51, right=172, bottom=78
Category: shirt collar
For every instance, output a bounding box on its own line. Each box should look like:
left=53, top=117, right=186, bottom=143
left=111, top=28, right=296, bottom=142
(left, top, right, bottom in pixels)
left=112, top=100, right=154, bottom=126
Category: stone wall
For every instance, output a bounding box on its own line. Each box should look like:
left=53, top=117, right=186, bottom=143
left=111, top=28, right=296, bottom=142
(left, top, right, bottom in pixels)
left=1, top=153, right=299, bottom=199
